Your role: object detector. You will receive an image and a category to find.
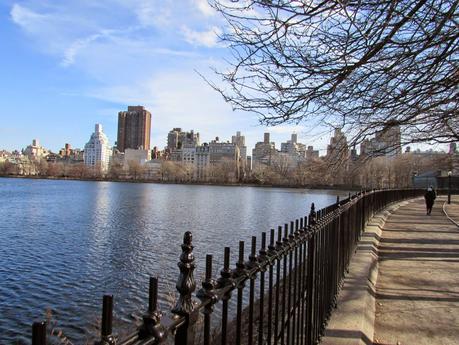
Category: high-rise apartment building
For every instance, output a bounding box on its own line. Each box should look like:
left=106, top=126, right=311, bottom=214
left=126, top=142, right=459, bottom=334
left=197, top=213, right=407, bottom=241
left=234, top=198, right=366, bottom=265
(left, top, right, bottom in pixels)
left=167, top=128, right=200, bottom=150
left=231, top=131, right=248, bottom=173
left=84, top=124, right=111, bottom=171
left=306, top=146, right=320, bottom=160
left=360, top=125, right=402, bottom=157
left=117, top=106, right=151, bottom=152
left=23, top=139, right=49, bottom=159
left=281, top=133, right=306, bottom=157
left=326, top=128, right=349, bottom=161
left=252, top=132, right=277, bottom=168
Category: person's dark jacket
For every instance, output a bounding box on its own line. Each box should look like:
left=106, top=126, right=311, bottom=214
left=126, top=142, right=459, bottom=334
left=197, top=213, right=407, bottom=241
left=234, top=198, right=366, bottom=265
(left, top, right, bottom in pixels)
left=424, top=190, right=436, bottom=205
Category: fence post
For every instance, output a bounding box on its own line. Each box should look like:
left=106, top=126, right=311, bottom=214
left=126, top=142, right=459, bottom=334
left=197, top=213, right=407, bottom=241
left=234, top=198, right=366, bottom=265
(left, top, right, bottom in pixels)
left=95, top=295, right=116, bottom=345
left=235, top=241, right=247, bottom=345
left=218, top=247, right=233, bottom=345
left=140, top=277, right=166, bottom=341
left=172, top=231, right=197, bottom=345
left=32, top=321, right=46, bottom=345
left=258, top=232, right=268, bottom=345
left=307, top=203, right=317, bottom=345
left=196, top=255, right=218, bottom=345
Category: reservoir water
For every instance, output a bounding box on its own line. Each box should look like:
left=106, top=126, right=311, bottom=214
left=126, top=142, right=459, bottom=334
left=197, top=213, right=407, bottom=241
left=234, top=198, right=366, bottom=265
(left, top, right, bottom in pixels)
left=0, top=177, right=348, bottom=343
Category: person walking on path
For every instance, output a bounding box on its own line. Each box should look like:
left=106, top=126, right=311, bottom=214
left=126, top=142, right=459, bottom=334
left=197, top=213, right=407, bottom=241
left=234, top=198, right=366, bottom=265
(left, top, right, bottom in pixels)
left=424, top=186, right=436, bottom=215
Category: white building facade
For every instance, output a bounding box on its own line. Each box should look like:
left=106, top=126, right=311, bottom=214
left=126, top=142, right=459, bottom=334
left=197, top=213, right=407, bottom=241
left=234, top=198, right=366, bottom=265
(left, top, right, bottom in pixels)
left=84, top=124, right=111, bottom=171
left=23, top=139, right=49, bottom=160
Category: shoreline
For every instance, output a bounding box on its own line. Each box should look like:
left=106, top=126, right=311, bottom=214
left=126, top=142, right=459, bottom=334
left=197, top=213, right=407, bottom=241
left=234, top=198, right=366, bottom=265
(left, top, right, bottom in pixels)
left=0, top=174, right=360, bottom=191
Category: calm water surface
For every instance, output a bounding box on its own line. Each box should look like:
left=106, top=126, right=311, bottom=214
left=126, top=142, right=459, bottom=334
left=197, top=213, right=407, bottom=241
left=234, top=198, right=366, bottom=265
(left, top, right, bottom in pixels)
left=0, top=178, right=348, bottom=343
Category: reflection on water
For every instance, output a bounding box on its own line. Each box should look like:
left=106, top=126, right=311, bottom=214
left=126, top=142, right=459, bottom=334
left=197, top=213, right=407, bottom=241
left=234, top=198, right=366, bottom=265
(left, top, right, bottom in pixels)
left=0, top=178, right=348, bottom=343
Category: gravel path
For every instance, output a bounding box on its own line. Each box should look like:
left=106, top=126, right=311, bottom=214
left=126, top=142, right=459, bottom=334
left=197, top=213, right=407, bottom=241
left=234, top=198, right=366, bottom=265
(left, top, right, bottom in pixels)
left=373, top=197, right=459, bottom=345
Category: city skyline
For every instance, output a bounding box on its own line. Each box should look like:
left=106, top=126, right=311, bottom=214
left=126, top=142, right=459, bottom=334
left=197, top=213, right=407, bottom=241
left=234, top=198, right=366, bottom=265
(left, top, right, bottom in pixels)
left=0, top=1, right=448, bottom=155
left=0, top=1, right=331, bottom=155
left=1, top=115, right=450, bottom=156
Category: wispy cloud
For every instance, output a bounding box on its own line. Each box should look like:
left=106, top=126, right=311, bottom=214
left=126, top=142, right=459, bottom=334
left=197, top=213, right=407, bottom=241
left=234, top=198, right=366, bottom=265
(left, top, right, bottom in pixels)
left=61, top=33, right=103, bottom=67
left=132, top=0, right=173, bottom=27
left=193, top=0, right=215, bottom=17
left=7, top=1, right=292, bottom=149
left=10, top=3, right=47, bottom=31
left=182, top=26, right=222, bottom=47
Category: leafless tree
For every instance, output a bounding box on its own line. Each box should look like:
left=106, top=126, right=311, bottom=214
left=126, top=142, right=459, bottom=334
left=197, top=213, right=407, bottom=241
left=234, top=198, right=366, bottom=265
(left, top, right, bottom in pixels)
left=251, top=164, right=280, bottom=184
left=69, top=163, right=90, bottom=179
left=36, top=159, right=48, bottom=176
left=127, top=160, right=145, bottom=180
left=47, top=162, right=62, bottom=177
left=270, top=154, right=294, bottom=177
left=210, top=0, right=459, bottom=147
left=108, top=161, right=124, bottom=179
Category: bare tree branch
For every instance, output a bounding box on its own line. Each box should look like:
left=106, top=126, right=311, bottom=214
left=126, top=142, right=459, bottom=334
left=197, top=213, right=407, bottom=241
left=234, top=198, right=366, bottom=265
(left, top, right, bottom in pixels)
left=210, top=0, right=459, bottom=147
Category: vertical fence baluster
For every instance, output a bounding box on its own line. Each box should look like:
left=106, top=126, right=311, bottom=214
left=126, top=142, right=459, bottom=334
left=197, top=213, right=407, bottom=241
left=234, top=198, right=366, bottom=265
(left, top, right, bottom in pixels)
left=258, top=232, right=267, bottom=345
left=248, top=236, right=257, bottom=345
left=281, top=223, right=288, bottom=345
left=300, top=216, right=308, bottom=345
left=96, top=295, right=115, bottom=345
left=274, top=226, right=282, bottom=344
left=219, top=247, right=232, bottom=345
left=294, top=219, right=300, bottom=345
left=307, top=203, right=317, bottom=345
left=235, top=241, right=245, bottom=345
left=32, top=321, right=46, bottom=345
left=140, top=277, right=166, bottom=341
left=197, top=255, right=217, bottom=345
left=287, top=221, right=294, bottom=344
left=203, top=256, right=212, bottom=345
left=267, top=229, right=276, bottom=345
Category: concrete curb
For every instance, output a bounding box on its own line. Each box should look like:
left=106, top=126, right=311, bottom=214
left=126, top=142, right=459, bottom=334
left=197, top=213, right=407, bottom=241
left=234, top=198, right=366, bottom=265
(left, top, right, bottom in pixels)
left=442, top=201, right=459, bottom=228
left=320, top=200, right=412, bottom=345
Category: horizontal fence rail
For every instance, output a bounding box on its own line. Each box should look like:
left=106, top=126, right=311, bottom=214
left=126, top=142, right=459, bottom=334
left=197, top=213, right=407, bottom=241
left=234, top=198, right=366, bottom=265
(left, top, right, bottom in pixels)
left=31, top=189, right=428, bottom=345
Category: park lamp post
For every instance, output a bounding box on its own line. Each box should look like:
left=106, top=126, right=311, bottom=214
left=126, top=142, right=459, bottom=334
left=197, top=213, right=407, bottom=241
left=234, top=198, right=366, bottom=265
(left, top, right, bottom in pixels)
left=448, top=171, right=452, bottom=204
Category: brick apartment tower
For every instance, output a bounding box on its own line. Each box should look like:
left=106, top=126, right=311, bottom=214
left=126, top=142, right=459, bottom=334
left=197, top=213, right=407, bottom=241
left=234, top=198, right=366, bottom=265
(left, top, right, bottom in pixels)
left=117, top=106, right=151, bottom=152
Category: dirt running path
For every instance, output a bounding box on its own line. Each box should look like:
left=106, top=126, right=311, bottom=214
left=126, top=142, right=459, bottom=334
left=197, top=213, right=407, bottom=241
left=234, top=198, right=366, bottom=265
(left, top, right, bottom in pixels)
left=373, top=197, right=459, bottom=345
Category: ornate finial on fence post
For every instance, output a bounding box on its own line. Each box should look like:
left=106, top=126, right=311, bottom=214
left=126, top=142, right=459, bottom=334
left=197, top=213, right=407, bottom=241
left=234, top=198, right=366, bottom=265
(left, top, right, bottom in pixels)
left=219, top=247, right=233, bottom=288
left=248, top=236, right=259, bottom=269
left=196, top=255, right=218, bottom=345
left=197, top=254, right=218, bottom=314
left=172, top=231, right=196, bottom=316
left=140, top=277, right=166, bottom=341
left=197, top=254, right=218, bottom=306
left=268, top=229, right=277, bottom=259
left=309, top=203, right=317, bottom=227
left=259, top=232, right=268, bottom=268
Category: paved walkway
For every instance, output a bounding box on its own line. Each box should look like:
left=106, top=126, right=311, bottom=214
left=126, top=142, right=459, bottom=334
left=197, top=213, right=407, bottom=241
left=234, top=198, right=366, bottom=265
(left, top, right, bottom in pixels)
left=373, top=197, right=459, bottom=345
left=444, top=195, right=459, bottom=226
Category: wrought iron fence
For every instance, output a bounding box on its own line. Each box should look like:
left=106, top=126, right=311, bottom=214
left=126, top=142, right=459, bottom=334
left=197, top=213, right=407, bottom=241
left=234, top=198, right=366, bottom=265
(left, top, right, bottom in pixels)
left=31, top=189, right=424, bottom=345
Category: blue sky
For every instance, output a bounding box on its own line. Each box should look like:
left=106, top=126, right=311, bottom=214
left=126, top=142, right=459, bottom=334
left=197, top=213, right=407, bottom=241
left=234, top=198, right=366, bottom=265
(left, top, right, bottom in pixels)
left=1, top=1, right=445, bottom=155
left=0, top=0, right=335, bottom=154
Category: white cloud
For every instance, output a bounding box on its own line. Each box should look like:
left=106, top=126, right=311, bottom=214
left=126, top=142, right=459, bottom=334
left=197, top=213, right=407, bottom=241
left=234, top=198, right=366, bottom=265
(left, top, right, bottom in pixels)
left=7, top=1, right=283, bottom=149
left=61, top=33, right=104, bottom=67
left=10, top=4, right=47, bottom=31
left=193, top=0, right=215, bottom=16
left=182, top=26, right=222, bottom=47
left=87, top=68, right=259, bottom=147
left=132, top=0, right=173, bottom=27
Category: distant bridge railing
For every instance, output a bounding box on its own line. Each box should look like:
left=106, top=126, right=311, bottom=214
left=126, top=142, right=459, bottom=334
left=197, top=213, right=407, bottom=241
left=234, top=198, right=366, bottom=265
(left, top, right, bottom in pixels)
left=32, top=189, right=424, bottom=345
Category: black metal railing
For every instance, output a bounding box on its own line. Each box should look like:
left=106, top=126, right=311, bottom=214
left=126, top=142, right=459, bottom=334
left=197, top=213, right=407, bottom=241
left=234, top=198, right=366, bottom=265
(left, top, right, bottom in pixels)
left=31, top=189, right=424, bottom=345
